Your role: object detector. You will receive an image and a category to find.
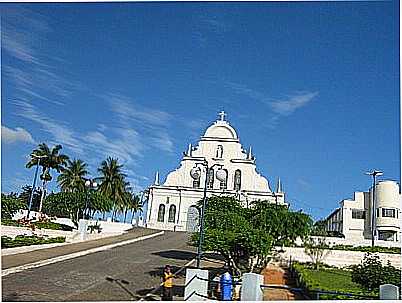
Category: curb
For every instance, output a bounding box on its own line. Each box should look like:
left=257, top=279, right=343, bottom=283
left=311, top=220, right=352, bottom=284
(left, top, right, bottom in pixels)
left=2, top=231, right=165, bottom=277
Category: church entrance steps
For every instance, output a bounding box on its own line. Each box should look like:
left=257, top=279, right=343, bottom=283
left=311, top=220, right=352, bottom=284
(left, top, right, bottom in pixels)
left=261, top=264, right=305, bottom=301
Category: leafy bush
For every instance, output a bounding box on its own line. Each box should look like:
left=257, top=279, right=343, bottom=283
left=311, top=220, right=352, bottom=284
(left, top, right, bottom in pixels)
left=350, top=253, right=401, bottom=291
left=1, top=235, right=65, bottom=248
left=1, top=193, right=25, bottom=219
left=1, top=219, right=25, bottom=227
left=34, top=221, right=74, bottom=231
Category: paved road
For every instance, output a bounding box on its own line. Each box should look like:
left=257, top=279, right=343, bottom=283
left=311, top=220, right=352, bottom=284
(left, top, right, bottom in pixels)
left=2, top=230, right=196, bottom=301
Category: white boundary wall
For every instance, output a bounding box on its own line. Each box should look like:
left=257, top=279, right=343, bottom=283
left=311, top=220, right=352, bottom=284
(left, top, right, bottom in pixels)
left=279, top=247, right=401, bottom=269
left=294, top=236, right=401, bottom=248
left=1, top=225, right=75, bottom=240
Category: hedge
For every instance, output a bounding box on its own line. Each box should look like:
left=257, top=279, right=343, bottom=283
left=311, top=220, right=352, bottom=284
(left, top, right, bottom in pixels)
left=1, top=235, right=66, bottom=248
left=1, top=219, right=74, bottom=231
left=292, top=262, right=378, bottom=300
left=330, top=245, right=400, bottom=255
left=291, top=243, right=400, bottom=254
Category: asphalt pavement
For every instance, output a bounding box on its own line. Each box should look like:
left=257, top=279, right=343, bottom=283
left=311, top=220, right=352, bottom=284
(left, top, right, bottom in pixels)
left=2, top=230, right=198, bottom=301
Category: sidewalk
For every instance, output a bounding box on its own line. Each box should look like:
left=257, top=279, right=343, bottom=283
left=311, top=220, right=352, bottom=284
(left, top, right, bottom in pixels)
left=2, top=227, right=159, bottom=270
left=144, top=256, right=226, bottom=301
left=262, top=263, right=305, bottom=301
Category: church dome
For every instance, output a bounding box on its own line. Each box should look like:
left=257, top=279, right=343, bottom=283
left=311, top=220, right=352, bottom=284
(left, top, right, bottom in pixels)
left=201, top=111, right=238, bottom=141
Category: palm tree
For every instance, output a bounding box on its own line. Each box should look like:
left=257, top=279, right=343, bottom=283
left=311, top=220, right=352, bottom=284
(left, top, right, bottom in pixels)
left=97, top=157, right=127, bottom=222
left=130, top=193, right=143, bottom=225
left=57, top=159, right=88, bottom=192
left=26, top=143, right=69, bottom=213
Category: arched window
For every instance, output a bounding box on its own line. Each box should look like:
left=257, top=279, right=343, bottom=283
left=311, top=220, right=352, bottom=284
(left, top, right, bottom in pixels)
left=216, top=145, right=223, bottom=158
left=220, top=169, right=228, bottom=190
left=234, top=169, right=242, bottom=191
left=157, top=204, right=165, bottom=222
left=207, top=168, right=214, bottom=189
left=168, top=205, right=176, bottom=223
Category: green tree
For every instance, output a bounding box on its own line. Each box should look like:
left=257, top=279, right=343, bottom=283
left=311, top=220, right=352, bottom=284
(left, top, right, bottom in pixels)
left=311, top=219, right=327, bottom=236
left=18, top=185, right=41, bottom=211
left=1, top=193, right=25, bottom=219
left=44, top=191, right=113, bottom=227
left=57, top=159, right=88, bottom=192
left=97, top=157, right=127, bottom=222
left=303, top=236, right=330, bottom=270
left=26, top=143, right=69, bottom=213
left=130, top=193, right=143, bottom=224
left=191, top=196, right=312, bottom=276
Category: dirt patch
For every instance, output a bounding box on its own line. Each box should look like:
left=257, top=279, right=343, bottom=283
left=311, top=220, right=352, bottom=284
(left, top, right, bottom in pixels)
left=261, top=264, right=305, bottom=301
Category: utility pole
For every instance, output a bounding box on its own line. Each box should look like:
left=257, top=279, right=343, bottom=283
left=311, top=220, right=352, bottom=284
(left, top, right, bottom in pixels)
left=365, top=170, right=383, bottom=247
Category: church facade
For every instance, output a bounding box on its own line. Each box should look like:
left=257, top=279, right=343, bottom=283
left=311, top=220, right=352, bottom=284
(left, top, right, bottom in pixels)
left=145, top=112, right=287, bottom=231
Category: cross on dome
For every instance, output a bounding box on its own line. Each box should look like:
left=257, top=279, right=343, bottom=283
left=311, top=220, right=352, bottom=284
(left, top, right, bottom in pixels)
left=218, top=111, right=227, bottom=121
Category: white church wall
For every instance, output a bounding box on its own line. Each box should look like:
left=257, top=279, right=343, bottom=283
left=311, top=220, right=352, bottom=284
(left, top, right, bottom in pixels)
left=146, top=113, right=287, bottom=232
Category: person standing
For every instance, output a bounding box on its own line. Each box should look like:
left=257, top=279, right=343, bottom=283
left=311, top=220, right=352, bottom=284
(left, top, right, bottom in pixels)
left=220, top=266, right=233, bottom=301
left=161, top=265, right=174, bottom=301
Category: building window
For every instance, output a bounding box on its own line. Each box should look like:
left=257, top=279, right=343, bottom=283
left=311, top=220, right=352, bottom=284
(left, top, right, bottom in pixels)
left=376, top=208, right=380, bottom=217
left=193, top=176, right=200, bottom=188
left=382, top=208, right=396, bottom=218
left=207, top=168, right=214, bottom=189
left=168, top=205, right=176, bottom=223
left=234, top=169, right=241, bottom=191
left=216, top=145, right=223, bottom=158
left=378, top=231, right=395, bottom=241
left=157, top=204, right=165, bottom=222
left=220, top=169, right=228, bottom=190
left=352, top=209, right=365, bottom=219
left=166, top=197, right=170, bottom=204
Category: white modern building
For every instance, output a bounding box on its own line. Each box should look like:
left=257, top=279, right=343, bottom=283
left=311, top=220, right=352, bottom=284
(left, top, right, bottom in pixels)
left=325, top=180, right=401, bottom=243
left=145, top=112, right=287, bottom=231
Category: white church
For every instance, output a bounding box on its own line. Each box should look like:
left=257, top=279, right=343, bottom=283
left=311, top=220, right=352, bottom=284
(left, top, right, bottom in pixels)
left=145, top=112, right=287, bottom=232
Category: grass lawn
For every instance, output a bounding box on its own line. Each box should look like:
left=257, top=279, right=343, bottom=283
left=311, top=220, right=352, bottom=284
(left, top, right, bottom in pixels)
left=304, top=267, right=362, bottom=292
left=294, top=263, right=378, bottom=300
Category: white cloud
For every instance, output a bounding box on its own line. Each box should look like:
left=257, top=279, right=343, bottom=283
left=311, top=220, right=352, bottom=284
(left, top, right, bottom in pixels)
left=15, top=101, right=83, bottom=154
left=224, top=81, right=319, bottom=128
left=149, top=133, right=174, bottom=153
left=2, top=8, right=82, bottom=106
left=107, top=93, right=175, bottom=154
left=2, top=125, right=35, bottom=144
left=84, top=128, right=144, bottom=166
left=108, top=93, right=171, bottom=127
left=269, top=92, right=319, bottom=116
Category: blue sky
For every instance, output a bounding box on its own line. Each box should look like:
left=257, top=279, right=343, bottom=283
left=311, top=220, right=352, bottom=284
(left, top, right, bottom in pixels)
left=1, top=2, right=400, bottom=221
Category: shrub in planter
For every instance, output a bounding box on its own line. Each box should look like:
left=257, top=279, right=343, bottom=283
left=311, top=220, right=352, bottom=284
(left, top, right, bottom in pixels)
left=87, top=222, right=102, bottom=234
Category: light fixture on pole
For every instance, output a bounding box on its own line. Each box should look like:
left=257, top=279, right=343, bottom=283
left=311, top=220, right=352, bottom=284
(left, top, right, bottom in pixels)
left=84, top=179, right=98, bottom=219
left=190, top=161, right=225, bottom=268
left=27, top=155, right=47, bottom=219
left=365, top=169, right=383, bottom=247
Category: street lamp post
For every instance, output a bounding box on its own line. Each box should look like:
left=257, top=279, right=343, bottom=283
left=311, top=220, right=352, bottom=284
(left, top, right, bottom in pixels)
left=190, top=161, right=226, bottom=268
left=84, top=179, right=98, bottom=219
left=27, top=155, right=47, bottom=219
left=365, top=170, right=383, bottom=247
